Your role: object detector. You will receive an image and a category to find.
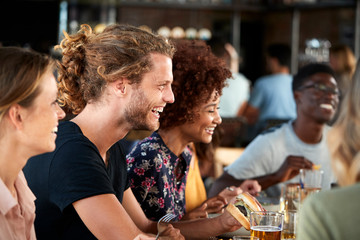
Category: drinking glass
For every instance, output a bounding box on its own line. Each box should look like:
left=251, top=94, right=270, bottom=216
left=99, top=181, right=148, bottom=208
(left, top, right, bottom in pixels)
left=299, top=169, right=323, bottom=189
left=281, top=210, right=297, bottom=240
left=250, top=211, right=284, bottom=240
left=279, top=183, right=301, bottom=211
left=233, top=236, right=259, bottom=240
left=298, top=169, right=323, bottom=208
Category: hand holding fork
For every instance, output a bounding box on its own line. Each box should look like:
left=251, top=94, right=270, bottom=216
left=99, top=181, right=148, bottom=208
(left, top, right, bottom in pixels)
left=155, top=213, right=176, bottom=240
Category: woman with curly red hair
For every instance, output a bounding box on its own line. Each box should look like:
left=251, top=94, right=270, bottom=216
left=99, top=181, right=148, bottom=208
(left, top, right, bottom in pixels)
left=127, top=39, right=260, bottom=224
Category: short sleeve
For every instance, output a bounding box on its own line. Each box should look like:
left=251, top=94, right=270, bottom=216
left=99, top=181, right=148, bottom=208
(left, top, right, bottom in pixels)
left=225, top=134, right=273, bottom=179
left=48, top=140, right=115, bottom=211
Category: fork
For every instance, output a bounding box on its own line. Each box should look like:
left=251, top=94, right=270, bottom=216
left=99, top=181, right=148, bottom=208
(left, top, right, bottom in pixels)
left=155, top=213, right=176, bottom=240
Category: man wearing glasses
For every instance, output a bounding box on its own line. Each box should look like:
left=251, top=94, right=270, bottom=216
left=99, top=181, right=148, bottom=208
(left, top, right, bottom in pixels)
left=209, top=63, right=339, bottom=198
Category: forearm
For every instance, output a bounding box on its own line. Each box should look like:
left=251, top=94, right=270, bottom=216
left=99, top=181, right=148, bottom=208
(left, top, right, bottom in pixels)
left=171, top=215, right=229, bottom=240
left=123, top=189, right=158, bottom=234
left=251, top=172, right=281, bottom=190
left=208, top=172, right=244, bottom=198
left=73, top=194, right=143, bottom=239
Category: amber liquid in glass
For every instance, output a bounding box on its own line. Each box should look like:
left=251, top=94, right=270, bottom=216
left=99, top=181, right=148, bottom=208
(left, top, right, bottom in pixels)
left=281, top=231, right=296, bottom=239
left=250, top=226, right=281, bottom=240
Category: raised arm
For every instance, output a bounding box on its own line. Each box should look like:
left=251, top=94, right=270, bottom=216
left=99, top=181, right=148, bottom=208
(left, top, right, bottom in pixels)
left=210, top=155, right=314, bottom=196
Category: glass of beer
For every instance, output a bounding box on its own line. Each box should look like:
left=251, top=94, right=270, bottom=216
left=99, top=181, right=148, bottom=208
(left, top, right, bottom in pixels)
left=281, top=210, right=297, bottom=239
left=279, top=183, right=301, bottom=211
left=250, top=211, right=283, bottom=240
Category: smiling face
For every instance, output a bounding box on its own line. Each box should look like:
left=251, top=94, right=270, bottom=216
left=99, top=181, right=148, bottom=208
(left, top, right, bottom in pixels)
left=21, top=71, right=65, bottom=155
left=179, top=90, right=222, bottom=144
left=295, top=72, right=339, bottom=124
left=124, top=53, right=174, bottom=131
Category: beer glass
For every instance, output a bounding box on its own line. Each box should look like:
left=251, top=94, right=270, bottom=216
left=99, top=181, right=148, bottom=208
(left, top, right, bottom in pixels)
left=281, top=210, right=297, bottom=239
left=279, top=183, right=301, bottom=211
left=250, top=211, right=283, bottom=240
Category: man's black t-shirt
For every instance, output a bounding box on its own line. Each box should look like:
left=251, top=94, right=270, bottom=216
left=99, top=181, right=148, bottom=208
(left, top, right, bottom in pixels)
left=23, top=121, right=130, bottom=240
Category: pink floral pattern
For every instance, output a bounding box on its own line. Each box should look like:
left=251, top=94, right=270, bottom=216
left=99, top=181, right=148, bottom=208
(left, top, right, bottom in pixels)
left=127, top=132, right=191, bottom=221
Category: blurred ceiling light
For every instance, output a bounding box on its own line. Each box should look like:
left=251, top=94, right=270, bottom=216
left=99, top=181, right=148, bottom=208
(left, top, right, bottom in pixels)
left=185, top=27, right=197, bottom=39
left=94, top=23, right=107, bottom=34
left=157, top=26, right=171, bottom=38
left=139, top=25, right=152, bottom=33
left=171, top=26, right=185, bottom=39
left=198, top=28, right=212, bottom=40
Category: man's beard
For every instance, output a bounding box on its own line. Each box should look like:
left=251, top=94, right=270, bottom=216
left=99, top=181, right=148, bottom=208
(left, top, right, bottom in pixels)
left=123, top=88, right=159, bottom=131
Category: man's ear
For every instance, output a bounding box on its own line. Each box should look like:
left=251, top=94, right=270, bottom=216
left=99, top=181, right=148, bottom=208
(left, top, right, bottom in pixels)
left=111, top=78, right=129, bottom=96
left=293, top=91, right=301, bottom=104
left=7, top=104, right=24, bottom=130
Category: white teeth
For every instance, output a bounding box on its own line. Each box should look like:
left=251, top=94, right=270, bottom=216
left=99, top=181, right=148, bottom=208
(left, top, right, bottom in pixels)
left=52, top=126, right=58, bottom=133
left=152, top=107, right=163, bottom=113
left=320, top=104, right=333, bottom=110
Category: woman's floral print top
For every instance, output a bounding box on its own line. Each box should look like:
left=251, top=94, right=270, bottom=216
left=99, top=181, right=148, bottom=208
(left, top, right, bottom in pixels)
left=126, top=131, right=191, bottom=221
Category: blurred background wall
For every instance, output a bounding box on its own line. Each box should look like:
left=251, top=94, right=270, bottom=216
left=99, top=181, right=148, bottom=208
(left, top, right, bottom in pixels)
left=1, top=0, right=358, bottom=82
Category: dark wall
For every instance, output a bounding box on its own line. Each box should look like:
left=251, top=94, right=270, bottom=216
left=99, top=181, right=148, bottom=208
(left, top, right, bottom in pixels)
left=1, top=0, right=60, bottom=54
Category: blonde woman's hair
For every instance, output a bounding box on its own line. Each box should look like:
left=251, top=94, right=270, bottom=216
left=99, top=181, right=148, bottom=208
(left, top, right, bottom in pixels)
left=328, top=59, right=360, bottom=186
left=0, top=47, right=55, bottom=122
left=55, top=24, right=175, bottom=115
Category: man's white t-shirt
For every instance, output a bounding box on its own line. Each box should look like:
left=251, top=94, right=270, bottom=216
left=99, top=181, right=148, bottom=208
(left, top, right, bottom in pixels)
left=225, top=121, right=336, bottom=197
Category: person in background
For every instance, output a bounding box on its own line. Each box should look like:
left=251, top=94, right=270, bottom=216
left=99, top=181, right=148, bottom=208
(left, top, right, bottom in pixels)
left=241, top=43, right=296, bottom=142
left=207, top=37, right=251, bottom=118
left=23, top=24, right=184, bottom=240
left=0, top=46, right=65, bottom=239
left=297, top=59, right=360, bottom=240
left=329, top=44, right=356, bottom=96
left=209, top=63, right=339, bottom=198
left=127, top=40, right=257, bottom=236
left=329, top=44, right=356, bottom=124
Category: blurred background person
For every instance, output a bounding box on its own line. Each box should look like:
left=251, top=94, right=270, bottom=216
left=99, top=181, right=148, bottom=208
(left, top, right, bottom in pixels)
left=0, top=46, right=65, bottom=239
left=329, top=44, right=356, bottom=97
left=241, top=43, right=296, bottom=143
left=329, top=44, right=356, bottom=124
left=207, top=36, right=251, bottom=118
left=297, top=59, right=360, bottom=240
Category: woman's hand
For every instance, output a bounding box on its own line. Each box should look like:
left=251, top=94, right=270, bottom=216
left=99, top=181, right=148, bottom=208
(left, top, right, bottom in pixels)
left=181, top=195, right=227, bottom=220
left=240, top=180, right=261, bottom=196
left=218, top=186, right=242, bottom=203
left=158, top=224, right=184, bottom=240
left=218, top=208, right=243, bottom=233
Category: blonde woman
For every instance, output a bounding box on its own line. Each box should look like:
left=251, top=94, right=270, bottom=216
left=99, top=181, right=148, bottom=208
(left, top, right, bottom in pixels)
left=297, top=59, right=360, bottom=240
left=0, top=47, right=65, bottom=239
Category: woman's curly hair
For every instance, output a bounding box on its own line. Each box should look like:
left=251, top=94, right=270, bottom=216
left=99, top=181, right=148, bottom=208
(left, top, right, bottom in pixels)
left=55, top=24, right=175, bottom=114
left=159, top=39, right=231, bottom=130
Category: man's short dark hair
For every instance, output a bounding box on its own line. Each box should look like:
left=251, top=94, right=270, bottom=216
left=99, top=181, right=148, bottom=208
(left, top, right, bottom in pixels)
left=292, top=63, right=336, bottom=92
left=267, top=43, right=291, bottom=69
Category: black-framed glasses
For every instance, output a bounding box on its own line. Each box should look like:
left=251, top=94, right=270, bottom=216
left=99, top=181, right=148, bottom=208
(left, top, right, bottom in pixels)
left=297, top=83, right=340, bottom=96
